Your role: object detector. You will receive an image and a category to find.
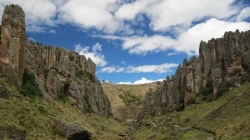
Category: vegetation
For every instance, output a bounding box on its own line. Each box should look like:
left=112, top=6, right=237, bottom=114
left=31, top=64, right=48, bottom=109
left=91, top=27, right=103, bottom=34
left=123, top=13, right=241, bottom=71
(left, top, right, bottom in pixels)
left=25, top=34, right=43, bottom=45
left=75, top=69, right=84, bottom=77
left=18, top=69, right=42, bottom=98
left=135, top=82, right=250, bottom=140
left=69, top=53, right=75, bottom=61
left=58, top=80, right=71, bottom=103
left=42, top=66, right=50, bottom=76
left=195, top=79, right=214, bottom=102
left=75, top=69, right=95, bottom=82
left=0, top=76, right=130, bottom=140
left=119, top=91, right=143, bottom=106
left=84, top=94, right=93, bottom=113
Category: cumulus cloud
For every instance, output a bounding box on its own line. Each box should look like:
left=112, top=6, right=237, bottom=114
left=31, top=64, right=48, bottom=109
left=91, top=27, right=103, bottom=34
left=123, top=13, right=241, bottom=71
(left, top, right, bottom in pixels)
left=122, top=35, right=176, bottom=55
left=115, top=0, right=153, bottom=20
left=100, top=63, right=178, bottom=73
left=117, top=81, right=133, bottom=84
left=75, top=43, right=107, bottom=67
left=117, top=77, right=163, bottom=85
left=145, top=0, right=240, bottom=31
left=97, top=18, right=250, bottom=55
left=100, top=66, right=125, bottom=73
left=59, top=0, right=120, bottom=33
left=0, top=0, right=249, bottom=35
left=176, top=18, right=250, bottom=55
left=236, top=7, right=250, bottom=22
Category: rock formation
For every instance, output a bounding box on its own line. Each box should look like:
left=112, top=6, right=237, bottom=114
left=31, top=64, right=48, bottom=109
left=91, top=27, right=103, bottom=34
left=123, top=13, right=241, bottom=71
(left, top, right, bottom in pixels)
left=0, top=4, right=25, bottom=86
left=140, top=29, right=250, bottom=118
left=25, top=45, right=112, bottom=115
left=0, top=4, right=112, bottom=116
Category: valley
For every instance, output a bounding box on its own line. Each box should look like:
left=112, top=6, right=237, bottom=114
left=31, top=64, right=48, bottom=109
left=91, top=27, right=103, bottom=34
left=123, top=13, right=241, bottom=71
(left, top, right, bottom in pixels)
left=0, top=3, right=250, bottom=140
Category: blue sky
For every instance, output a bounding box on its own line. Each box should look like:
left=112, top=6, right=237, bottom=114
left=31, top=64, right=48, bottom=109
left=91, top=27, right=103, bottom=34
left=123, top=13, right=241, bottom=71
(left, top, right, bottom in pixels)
left=1, top=0, right=250, bottom=84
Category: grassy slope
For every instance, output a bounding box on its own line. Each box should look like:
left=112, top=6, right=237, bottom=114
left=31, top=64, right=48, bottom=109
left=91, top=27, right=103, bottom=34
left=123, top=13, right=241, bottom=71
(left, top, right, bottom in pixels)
left=0, top=77, right=128, bottom=140
left=133, top=82, right=250, bottom=140
left=102, top=82, right=158, bottom=120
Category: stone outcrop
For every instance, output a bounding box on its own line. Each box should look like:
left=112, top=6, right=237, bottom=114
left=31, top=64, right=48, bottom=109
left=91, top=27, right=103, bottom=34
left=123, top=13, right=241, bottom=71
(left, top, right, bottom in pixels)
left=0, top=4, right=112, bottom=116
left=140, top=29, right=250, bottom=118
left=53, top=119, right=92, bottom=140
left=0, top=4, right=25, bottom=86
left=25, top=45, right=112, bottom=115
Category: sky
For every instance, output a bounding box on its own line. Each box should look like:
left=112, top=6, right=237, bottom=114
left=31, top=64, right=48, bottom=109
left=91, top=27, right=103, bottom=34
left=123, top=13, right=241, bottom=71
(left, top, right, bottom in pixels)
left=0, top=0, right=250, bottom=84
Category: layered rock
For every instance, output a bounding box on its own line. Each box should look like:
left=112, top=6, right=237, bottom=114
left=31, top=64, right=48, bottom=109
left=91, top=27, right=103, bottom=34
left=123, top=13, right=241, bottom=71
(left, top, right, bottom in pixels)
left=140, top=29, right=250, bottom=118
left=0, top=4, right=26, bottom=86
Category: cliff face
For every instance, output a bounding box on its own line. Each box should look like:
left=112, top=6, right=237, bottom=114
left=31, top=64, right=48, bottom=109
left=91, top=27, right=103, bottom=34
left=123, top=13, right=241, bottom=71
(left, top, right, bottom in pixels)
left=25, top=45, right=112, bottom=115
left=0, top=4, right=112, bottom=116
left=140, top=29, right=250, bottom=118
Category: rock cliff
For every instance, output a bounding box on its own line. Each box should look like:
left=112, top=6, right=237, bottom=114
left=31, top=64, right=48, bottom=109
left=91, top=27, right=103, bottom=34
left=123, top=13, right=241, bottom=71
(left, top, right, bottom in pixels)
left=0, top=4, right=25, bottom=86
left=140, top=29, right=250, bottom=118
left=0, top=4, right=112, bottom=116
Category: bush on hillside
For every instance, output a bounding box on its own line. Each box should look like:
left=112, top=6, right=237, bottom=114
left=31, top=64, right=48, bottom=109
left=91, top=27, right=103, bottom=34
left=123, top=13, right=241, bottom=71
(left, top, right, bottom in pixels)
left=119, top=91, right=143, bottom=106
left=19, top=69, right=42, bottom=98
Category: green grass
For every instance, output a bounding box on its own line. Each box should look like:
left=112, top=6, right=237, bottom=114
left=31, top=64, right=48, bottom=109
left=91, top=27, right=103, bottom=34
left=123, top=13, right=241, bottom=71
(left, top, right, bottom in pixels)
left=180, top=130, right=208, bottom=140
left=134, top=82, right=250, bottom=140
left=0, top=76, right=130, bottom=140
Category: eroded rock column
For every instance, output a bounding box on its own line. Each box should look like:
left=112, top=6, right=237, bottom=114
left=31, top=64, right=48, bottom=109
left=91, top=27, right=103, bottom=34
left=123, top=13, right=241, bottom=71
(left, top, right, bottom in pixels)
left=0, top=4, right=26, bottom=86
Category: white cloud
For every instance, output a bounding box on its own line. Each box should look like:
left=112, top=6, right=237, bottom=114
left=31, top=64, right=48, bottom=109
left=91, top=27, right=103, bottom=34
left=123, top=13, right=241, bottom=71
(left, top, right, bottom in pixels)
left=167, top=51, right=179, bottom=56
left=145, top=0, right=240, bottom=31
left=117, top=77, right=163, bottom=85
left=127, top=63, right=177, bottom=73
left=75, top=43, right=107, bottom=67
left=117, top=81, right=133, bottom=85
left=176, top=18, right=250, bottom=55
left=122, top=35, right=177, bottom=55
left=59, top=0, right=120, bottom=33
left=134, top=77, right=163, bottom=84
left=115, top=0, right=153, bottom=20
left=236, top=7, right=250, bottom=22
left=97, top=18, right=250, bottom=56
left=100, top=63, right=178, bottom=73
left=100, top=66, right=125, bottom=73
left=0, top=0, right=248, bottom=34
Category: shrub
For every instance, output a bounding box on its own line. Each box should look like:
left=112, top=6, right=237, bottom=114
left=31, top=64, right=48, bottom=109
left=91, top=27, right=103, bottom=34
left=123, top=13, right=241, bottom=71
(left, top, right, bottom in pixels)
left=196, top=79, right=213, bottom=102
left=84, top=94, right=93, bottom=113
left=75, top=69, right=84, bottom=77
left=58, top=92, right=68, bottom=103
left=69, top=54, right=75, bottom=61
left=63, top=80, right=70, bottom=91
left=119, top=91, right=143, bottom=106
left=42, top=66, right=50, bottom=76
left=19, top=70, right=42, bottom=98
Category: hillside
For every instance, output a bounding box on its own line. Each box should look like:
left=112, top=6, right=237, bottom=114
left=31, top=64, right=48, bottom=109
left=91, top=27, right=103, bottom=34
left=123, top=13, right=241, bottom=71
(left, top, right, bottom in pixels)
left=133, top=81, right=250, bottom=140
left=0, top=76, right=129, bottom=140
left=102, top=82, right=158, bottom=120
